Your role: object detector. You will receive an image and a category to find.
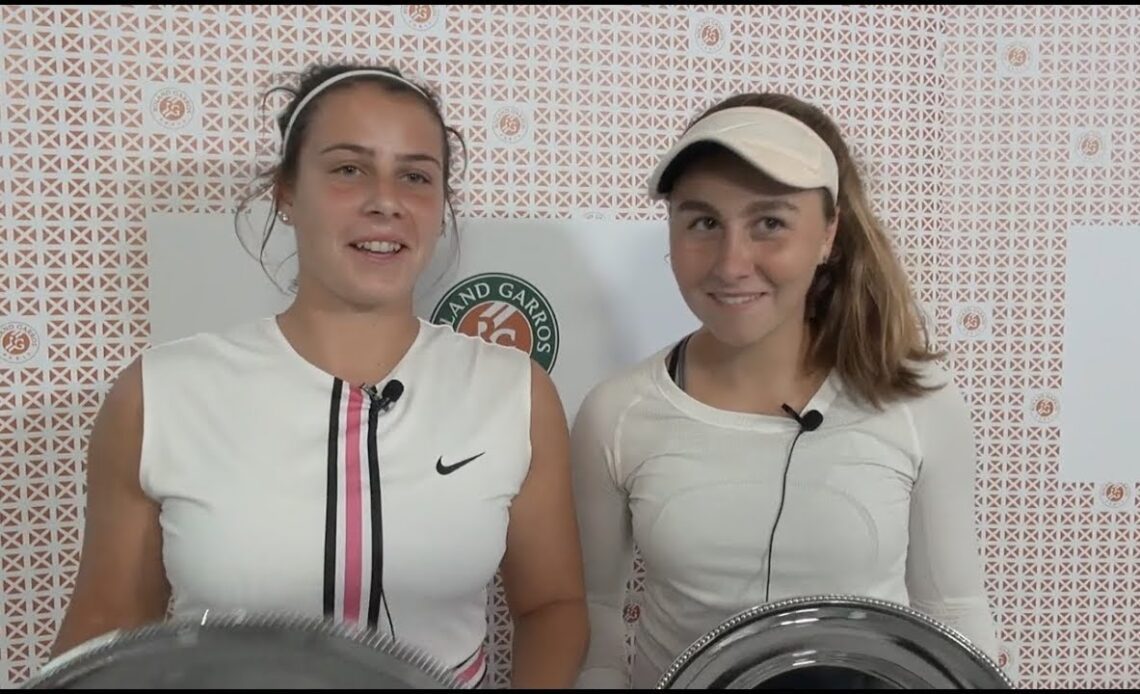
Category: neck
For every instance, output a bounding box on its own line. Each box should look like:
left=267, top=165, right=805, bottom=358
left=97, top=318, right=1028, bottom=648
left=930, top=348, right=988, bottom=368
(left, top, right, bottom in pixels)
left=687, top=317, right=823, bottom=416
left=277, top=289, right=420, bottom=388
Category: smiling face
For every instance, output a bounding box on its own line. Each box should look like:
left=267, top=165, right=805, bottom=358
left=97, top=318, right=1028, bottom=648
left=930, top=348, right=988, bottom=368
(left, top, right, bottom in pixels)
left=667, top=147, right=838, bottom=350
left=276, top=81, right=448, bottom=312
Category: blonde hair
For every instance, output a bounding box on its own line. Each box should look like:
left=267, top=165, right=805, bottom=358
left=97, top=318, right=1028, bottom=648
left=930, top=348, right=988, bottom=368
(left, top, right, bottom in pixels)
left=686, top=93, right=942, bottom=408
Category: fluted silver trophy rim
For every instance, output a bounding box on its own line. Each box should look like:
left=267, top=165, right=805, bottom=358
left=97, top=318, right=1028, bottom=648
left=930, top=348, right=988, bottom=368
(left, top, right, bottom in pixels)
left=21, top=610, right=464, bottom=689
left=655, top=594, right=1016, bottom=689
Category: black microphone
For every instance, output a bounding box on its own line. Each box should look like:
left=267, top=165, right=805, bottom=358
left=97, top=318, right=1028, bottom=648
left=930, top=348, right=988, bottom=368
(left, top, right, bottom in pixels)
left=762, top=402, right=824, bottom=603
left=781, top=403, right=823, bottom=431
left=363, top=379, right=404, bottom=413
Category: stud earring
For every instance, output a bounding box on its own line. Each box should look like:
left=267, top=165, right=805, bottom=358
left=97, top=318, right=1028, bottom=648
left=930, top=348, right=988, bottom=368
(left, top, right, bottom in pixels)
left=278, top=211, right=290, bottom=224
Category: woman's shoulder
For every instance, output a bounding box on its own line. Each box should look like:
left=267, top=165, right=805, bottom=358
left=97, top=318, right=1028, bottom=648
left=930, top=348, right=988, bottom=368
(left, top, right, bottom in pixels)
left=575, top=344, right=673, bottom=430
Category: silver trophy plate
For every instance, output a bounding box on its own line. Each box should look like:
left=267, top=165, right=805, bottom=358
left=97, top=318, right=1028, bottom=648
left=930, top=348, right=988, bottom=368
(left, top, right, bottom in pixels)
left=21, top=612, right=462, bottom=689
left=657, top=595, right=1015, bottom=689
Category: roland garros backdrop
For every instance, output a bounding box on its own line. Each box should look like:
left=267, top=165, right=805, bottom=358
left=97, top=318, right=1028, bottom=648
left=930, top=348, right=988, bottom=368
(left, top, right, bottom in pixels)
left=3, top=5, right=1139, bottom=689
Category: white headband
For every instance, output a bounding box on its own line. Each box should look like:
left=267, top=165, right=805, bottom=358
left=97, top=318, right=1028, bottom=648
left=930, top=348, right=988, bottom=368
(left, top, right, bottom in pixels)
left=280, top=69, right=432, bottom=152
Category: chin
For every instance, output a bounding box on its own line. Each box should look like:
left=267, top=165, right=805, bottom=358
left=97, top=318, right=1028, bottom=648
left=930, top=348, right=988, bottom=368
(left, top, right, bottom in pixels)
left=706, top=326, right=770, bottom=349
left=696, top=312, right=779, bottom=349
left=337, top=285, right=409, bottom=311
left=342, top=272, right=417, bottom=304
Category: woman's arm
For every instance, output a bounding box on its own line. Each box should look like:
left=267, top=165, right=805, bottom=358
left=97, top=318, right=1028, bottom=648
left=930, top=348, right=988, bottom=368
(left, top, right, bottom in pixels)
left=52, top=357, right=171, bottom=657
left=570, top=381, right=636, bottom=688
left=499, top=361, right=589, bottom=687
left=904, top=371, right=1000, bottom=661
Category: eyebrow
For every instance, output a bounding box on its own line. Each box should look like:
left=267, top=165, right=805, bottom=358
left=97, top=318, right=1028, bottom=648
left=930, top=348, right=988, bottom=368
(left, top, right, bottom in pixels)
left=674, top=198, right=800, bottom=215
left=745, top=198, right=800, bottom=214
left=317, top=143, right=442, bottom=168
left=674, top=200, right=718, bottom=215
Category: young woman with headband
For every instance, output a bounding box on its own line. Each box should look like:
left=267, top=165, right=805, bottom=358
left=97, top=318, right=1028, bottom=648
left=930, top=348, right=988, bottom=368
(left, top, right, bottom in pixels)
left=53, top=62, right=588, bottom=688
left=570, top=93, right=999, bottom=688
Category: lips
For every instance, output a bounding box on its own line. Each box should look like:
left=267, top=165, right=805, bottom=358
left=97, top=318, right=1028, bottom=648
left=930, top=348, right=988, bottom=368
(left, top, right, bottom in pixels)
left=709, top=292, right=768, bottom=306
left=350, top=239, right=404, bottom=255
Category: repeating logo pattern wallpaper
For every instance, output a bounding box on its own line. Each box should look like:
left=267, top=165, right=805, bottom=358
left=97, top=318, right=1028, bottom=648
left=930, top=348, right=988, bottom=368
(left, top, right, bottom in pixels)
left=2, top=5, right=1138, bottom=688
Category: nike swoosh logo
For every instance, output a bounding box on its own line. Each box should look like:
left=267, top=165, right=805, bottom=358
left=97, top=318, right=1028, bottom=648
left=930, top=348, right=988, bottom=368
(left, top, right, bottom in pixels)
left=436, top=452, right=485, bottom=475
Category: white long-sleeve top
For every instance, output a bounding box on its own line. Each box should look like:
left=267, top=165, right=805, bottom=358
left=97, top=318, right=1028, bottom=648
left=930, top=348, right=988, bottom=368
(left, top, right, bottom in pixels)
left=570, top=347, right=999, bottom=688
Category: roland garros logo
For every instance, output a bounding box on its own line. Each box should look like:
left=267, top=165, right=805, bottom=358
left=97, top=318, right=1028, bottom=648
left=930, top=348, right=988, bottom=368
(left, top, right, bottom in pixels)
left=1029, top=392, right=1059, bottom=424
left=1079, top=132, right=1102, bottom=158
left=957, top=304, right=988, bottom=338
left=402, top=5, right=440, bottom=32
left=1076, top=130, right=1105, bottom=163
left=492, top=106, right=528, bottom=145
left=150, top=87, right=194, bottom=130
left=1005, top=44, right=1029, bottom=69
left=430, top=273, right=559, bottom=372
left=696, top=17, right=726, bottom=53
left=1099, top=482, right=1130, bottom=509
left=997, top=645, right=1011, bottom=670
left=0, top=321, right=40, bottom=364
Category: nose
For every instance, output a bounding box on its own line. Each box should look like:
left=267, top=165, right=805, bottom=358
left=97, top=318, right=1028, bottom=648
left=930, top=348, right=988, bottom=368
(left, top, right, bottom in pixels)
left=711, top=228, right=754, bottom=282
left=363, top=172, right=404, bottom=218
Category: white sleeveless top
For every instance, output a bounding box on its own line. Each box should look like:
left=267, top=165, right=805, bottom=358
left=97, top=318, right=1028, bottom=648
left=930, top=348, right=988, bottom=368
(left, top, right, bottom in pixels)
left=138, top=317, right=534, bottom=687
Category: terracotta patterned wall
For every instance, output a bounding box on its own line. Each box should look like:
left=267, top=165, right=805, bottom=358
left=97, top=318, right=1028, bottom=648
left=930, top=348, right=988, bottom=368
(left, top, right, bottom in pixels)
left=2, top=5, right=1137, bottom=688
